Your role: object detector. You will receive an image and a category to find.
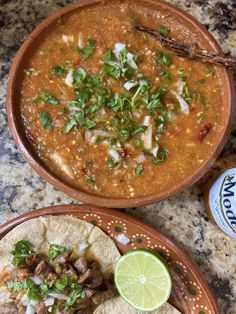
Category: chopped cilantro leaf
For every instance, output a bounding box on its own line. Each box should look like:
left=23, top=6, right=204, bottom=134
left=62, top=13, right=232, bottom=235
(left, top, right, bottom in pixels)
left=86, top=175, right=95, bottom=184
left=73, top=68, right=87, bottom=85
left=51, top=66, right=66, bottom=77
left=119, top=128, right=130, bottom=142
left=39, top=112, right=53, bottom=131
left=159, top=25, right=170, bottom=36
left=5, top=281, right=23, bottom=292
left=78, top=39, right=96, bottom=60
left=156, top=51, right=172, bottom=67
left=103, top=50, right=116, bottom=62
left=102, top=64, right=121, bottom=80
left=152, top=149, right=169, bottom=165
left=39, top=91, right=59, bottom=106
left=131, top=126, right=147, bottom=136
left=134, top=164, right=144, bottom=175
left=48, top=244, right=67, bottom=261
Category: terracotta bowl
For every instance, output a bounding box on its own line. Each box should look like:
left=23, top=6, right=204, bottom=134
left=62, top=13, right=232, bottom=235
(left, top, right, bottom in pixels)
left=0, top=205, right=220, bottom=314
left=7, top=0, right=235, bottom=208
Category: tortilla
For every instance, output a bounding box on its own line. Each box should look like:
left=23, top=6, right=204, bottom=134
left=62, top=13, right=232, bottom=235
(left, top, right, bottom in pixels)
left=94, top=296, right=181, bottom=314
left=0, top=215, right=121, bottom=306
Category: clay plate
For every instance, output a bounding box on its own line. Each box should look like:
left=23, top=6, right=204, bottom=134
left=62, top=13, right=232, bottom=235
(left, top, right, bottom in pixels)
left=6, top=0, right=235, bottom=208
left=0, top=204, right=219, bottom=314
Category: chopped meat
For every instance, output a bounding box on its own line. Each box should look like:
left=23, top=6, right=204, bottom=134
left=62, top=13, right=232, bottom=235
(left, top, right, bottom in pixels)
left=0, top=302, right=18, bottom=314
left=35, top=302, right=47, bottom=314
left=62, top=265, right=78, bottom=280
left=197, top=123, right=212, bottom=142
left=77, top=267, right=103, bottom=288
left=84, top=287, right=97, bottom=298
left=35, top=261, right=51, bottom=277
left=91, top=290, right=114, bottom=306
left=74, top=257, right=88, bottom=274
left=54, top=251, right=72, bottom=264
left=47, top=272, right=57, bottom=282
left=26, top=253, right=38, bottom=267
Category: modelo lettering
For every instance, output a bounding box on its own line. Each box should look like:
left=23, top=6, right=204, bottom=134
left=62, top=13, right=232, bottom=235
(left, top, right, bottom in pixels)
left=222, top=178, right=236, bottom=231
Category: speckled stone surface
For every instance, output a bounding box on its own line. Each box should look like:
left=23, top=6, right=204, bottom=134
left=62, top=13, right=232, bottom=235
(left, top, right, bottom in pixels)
left=0, top=0, right=235, bottom=312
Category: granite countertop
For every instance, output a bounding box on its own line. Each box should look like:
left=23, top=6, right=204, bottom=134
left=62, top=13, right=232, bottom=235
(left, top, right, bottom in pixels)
left=0, top=0, right=235, bottom=312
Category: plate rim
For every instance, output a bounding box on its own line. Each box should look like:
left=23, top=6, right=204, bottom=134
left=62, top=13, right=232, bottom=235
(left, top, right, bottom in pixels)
left=0, top=204, right=219, bottom=314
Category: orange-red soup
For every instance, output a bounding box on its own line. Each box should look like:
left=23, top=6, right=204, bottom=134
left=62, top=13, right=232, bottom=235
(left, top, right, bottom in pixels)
left=21, top=2, right=225, bottom=198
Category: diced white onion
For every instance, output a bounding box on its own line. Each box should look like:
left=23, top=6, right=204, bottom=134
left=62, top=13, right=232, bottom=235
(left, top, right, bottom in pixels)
left=175, top=80, right=186, bottom=93
left=79, top=241, right=90, bottom=251
left=108, top=148, right=121, bottom=162
left=78, top=33, right=84, bottom=48
left=106, top=61, right=121, bottom=68
left=62, top=35, right=74, bottom=42
left=113, top=43, right=126, bottom=59
left=26, top=304, right=35, bottom=314
left=32, top=276, right=43, bottom=285
left=171, top=90, right=189, bottom=115
left=85, top=130, right=92, bottom=142
left=151, top=146, right=159, bottom=157
left=143, top=124, right=153, bottom=150
left=139, top=79, right=148, bottom=87
left=123, top=80, right=138, bottom=91
left=97, top=108, right=106, bottom=117
left=90, top=135, right=98, bottom=144
left=48, top=293, right=69, bottom=301
left=51, top=152, right=74, bottom=179
left=30, top=300, right=39, bottom=307
left=135, top=154, right=146, bottom=163
left=44, top=297, right=55, bottom=307
left=127, top=52, right=138, bottom=69
left=21, top=294, right=30, bottom=306
left=115, top=233, right=131, bottom=245
left=93, top=130, right=114, bottom=137
left=65, top=69, right=73, bottom=87
left=143, top=116, right=151, bottom=126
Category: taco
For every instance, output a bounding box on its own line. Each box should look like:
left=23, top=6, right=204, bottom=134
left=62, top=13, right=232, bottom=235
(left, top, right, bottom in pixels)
left=0, top=215, right=179, bottom=313
left=94, top=296, right=181, bottom=314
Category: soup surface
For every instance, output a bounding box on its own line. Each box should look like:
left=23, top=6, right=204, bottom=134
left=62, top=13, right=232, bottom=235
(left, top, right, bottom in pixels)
left=20, top=1, right=225, bottom=198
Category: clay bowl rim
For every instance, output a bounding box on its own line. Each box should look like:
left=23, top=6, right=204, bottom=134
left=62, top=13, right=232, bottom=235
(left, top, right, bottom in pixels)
left=0, top=204, right=220, bottom=314
left=6, top=0, right=235, bottom=208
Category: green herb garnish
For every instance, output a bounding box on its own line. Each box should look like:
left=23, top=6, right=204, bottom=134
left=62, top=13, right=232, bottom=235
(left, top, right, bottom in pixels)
left=78, top=39, right=96, bottom=60
left=65, top=285, right=84, bottom=309
left=11, top=240, right=33, bottom=267
left=24, top=279, right=43, bottom=301
left=51, top=66, right=66, bottom=77
left=5, top=281, right=23, bottom=292
left=156, top=51, right=172, bottom=67
left=103, top=50, right=116, bottom=62
left=39, top=112, right=53, bottom=131
left=119, top=128, right=130, bottom=142
left=159, top=26, right=170, bottom=36
left=86, top=175, right=95, bottom=185
left=131, top=126, right=147, bottom=136
left=152, top=149, right=169, bottom=165
left=48, top=244, right=67, bottom=261
left=102, top=64, right=121, bottom=80
left=39, top=91, right=59, bottom=106
left=160, top=71, right=171, bottom=82
left=62, top=117, right=77, bottom=134
left=134, top=164, right=144, bottom=175
left=73, top=68, right=87, bottom=85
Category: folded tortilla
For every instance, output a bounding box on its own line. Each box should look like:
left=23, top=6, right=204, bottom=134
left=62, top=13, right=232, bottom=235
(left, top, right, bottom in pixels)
left=94, top=296, right=181, bottom=314
left=0, top=215, right=121, bottom=304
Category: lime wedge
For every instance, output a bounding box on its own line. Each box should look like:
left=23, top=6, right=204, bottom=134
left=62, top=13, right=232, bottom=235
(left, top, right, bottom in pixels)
left=115, top=249, right=172, bottom=312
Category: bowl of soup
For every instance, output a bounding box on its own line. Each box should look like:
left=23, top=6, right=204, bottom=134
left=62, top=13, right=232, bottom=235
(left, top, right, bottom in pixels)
left=7, top=0, right=235, bottom=208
